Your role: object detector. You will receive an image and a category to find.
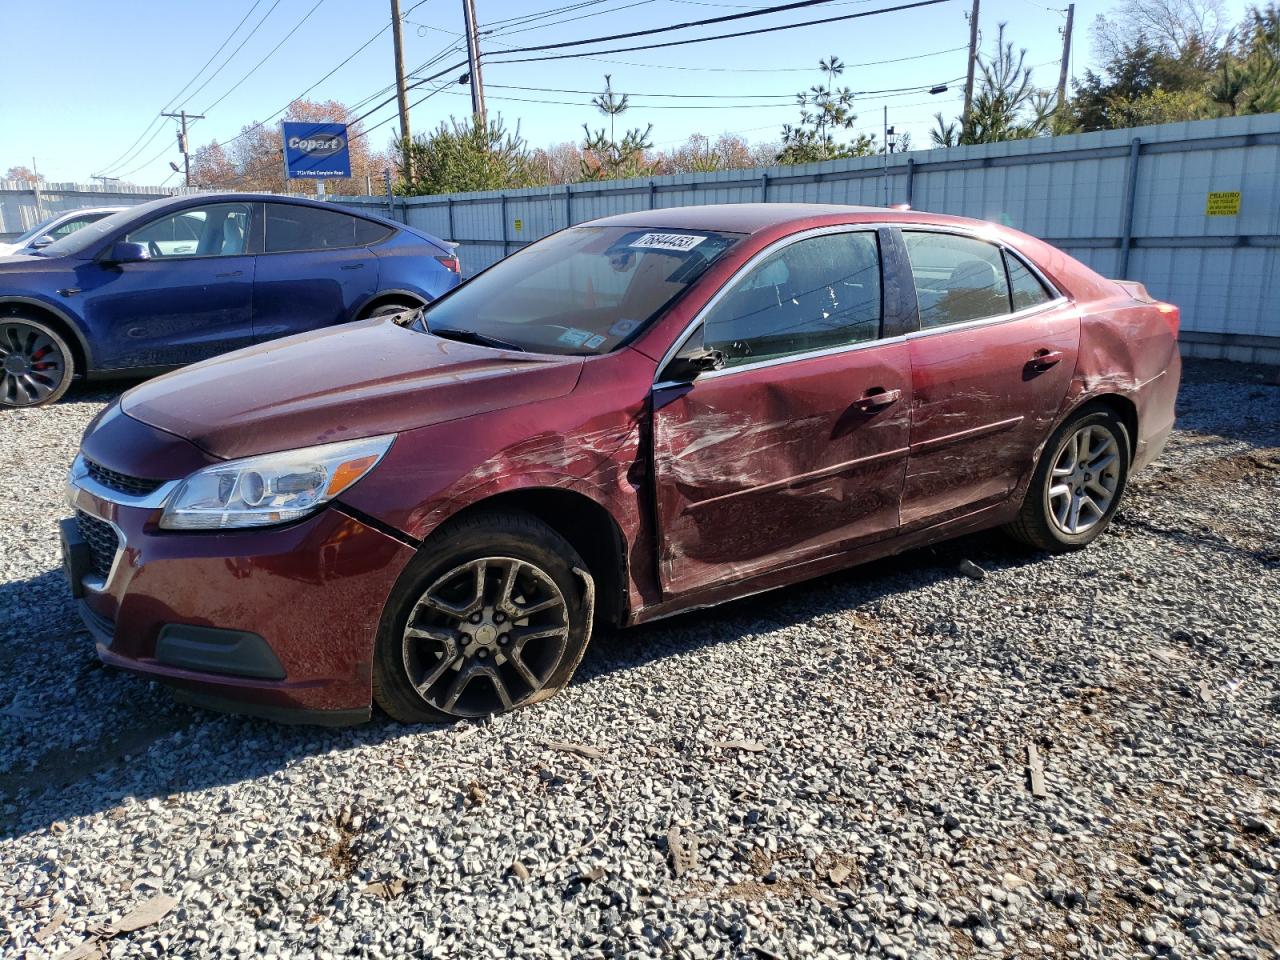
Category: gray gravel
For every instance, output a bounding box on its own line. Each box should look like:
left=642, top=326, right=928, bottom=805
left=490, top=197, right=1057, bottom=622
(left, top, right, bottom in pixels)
left=2, top=363, right=1278, bottom=959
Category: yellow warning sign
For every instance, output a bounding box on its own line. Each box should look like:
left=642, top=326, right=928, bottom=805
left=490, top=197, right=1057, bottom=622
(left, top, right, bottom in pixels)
left=513, top=218, right=523, bottom=231
left=1206, top=191, right=1241, bottom=216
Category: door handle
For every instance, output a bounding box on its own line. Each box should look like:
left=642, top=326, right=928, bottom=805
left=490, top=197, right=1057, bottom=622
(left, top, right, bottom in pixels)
left=855, top=387, right=902, bottom=411
left=214, top=270, right=242, bottom=279
left=340, top=263, right=365, bottom=271
left=1027, top=349, right=1064, bottom=370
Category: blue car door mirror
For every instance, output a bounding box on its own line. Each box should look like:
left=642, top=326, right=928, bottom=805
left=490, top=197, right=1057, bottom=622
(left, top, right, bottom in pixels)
left=106, top=241, right=151, bottom=264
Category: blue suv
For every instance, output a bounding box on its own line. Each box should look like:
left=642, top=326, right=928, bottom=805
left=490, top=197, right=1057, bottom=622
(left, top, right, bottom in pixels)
left=0, top=193, right=461, bottom=407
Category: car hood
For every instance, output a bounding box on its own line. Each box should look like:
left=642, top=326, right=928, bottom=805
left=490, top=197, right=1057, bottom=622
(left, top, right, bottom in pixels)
left=121, top=318, right=585, bottom=460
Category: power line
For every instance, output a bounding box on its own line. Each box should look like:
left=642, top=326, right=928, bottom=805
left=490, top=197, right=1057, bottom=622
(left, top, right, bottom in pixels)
left=488, top=0, right=659, bottom=36
left=487, top=0, right=867, bottom=55
left=198, top=0, right=330, bottom=114
left=164, top=0, right=270, bottom=112
left=481, top=0, right=954, bottom=65
left=175, top=0, right=289, bottom=113
left=95, top=0, right=274, bottom=175
left=479, top=77, right=965, bottom=99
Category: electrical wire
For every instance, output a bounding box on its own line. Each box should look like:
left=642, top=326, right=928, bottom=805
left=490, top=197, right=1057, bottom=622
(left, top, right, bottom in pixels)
left=95, top=0, right=274, bottom=176
left=198, top=0, right=330, bottom=114
left=481, top=0, right=954, bottom=65
left=488, top=0, right=660, bottom=37
left=175, top=0, right=290, bottom=113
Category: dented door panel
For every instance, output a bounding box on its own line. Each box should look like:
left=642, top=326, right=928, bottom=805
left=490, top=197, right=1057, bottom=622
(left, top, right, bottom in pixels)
left=652, top=343, right=912, bottom=596
left=900, top=306, right=1080, bottom=529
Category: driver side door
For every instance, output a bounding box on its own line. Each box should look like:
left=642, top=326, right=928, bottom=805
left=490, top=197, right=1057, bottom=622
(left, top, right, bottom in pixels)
left=80, top=201, right=257, bottom=370
left=650, top=227, right=913, bottom=596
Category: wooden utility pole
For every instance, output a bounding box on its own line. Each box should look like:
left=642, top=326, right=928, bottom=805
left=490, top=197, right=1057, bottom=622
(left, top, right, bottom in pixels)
left=461, top=0, right=487, bottom=127
left=390, top=0, right=412, bottom=179
left=961, top=0, right=980, bottom=135
left=1056, top=3, right=1076, bottom=115
left=161, top=110, right=205, bottom=187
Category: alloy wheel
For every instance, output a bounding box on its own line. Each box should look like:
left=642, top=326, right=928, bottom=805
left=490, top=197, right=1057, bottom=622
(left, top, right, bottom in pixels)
left=0, top=321, right=67, bottom=406
left=1047, top=424, right=1120, bottom=535
left=401, top=556, right=570, bottom=717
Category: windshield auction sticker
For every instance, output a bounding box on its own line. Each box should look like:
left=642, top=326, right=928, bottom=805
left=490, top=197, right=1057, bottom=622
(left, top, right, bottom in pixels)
left=630, top=233, right=707, bottom=252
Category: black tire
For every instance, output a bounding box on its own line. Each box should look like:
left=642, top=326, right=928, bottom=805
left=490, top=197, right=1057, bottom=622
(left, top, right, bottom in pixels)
left=372, top=511, right=594, bottom=723
left=0, top=316, right=75, bottom=408
left=1005, top=406, right=1131, bottom=552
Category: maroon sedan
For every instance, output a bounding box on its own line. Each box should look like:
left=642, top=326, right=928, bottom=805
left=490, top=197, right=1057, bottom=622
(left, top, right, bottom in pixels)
left=62, top=204, right=1181, bottom=724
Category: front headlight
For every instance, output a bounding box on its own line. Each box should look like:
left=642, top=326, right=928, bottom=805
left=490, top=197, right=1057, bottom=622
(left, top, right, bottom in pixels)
left=159, top=435, right=394, bottom=531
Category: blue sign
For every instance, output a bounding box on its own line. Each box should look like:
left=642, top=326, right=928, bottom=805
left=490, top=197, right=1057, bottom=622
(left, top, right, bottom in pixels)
left=282, top=121, right=351, bottom=179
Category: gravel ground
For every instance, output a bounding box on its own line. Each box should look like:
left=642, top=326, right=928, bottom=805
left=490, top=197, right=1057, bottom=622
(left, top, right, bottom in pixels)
left=1, top=361, right=1278, bottom=960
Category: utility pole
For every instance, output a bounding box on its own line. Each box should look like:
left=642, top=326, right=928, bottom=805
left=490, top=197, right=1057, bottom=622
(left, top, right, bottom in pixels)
left=961, top=0, right=980, bottom=136
left=161, top=110, right=205, bottom=187
left=1056, top=3, right=1076, bottom=118
left=390, top=0, right=413, bottom=180
left=461, top=0, right=487, bottom=127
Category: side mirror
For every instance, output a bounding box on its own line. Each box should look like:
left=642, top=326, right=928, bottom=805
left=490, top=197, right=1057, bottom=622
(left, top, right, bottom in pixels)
left=30, top=235, right=55, bottom=249
left=105, top=241, right=150, bottom=264
left=661, top=344, right=726, bottom=384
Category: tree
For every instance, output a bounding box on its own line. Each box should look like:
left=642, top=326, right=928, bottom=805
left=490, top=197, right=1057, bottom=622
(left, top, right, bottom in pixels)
left=1066, top=37, right=1214, bottom=130
left=189, top=141, right=238, bottom=189
left=1093, top=0, right=1228, bottom=61
left=581, top=75, right=655, bottom=180
left=931, top=25, right=1052, bottom=145
left=4, top=166, right=41, bottom=182
left=777, top=56, right=876, bottom=163
left=528, top=142, right=584, bottom=185
left=398, top=115, right=534, bottom=195
left=658, top=133, right=762, bottom=173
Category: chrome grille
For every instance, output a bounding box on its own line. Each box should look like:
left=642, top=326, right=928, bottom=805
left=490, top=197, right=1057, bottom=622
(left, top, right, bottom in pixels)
left=76, top=511, right=119, bottom=580
left=85, top=458, right=164, bottom=497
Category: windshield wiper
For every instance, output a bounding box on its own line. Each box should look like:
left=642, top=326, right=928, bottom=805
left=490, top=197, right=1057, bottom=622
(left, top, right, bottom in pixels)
left=428, top=325, right=526, bottom=352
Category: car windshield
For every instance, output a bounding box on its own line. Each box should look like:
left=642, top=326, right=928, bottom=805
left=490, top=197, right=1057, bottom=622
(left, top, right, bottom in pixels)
left=11, top=215, right=62, bottom=247
left=32, top=206, right=142, bottom=258
left=419, top=225, right=742, bottom=355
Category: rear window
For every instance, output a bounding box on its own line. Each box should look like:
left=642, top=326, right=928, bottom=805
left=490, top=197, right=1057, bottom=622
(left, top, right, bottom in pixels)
left=421, top=226, right=742, bottom=355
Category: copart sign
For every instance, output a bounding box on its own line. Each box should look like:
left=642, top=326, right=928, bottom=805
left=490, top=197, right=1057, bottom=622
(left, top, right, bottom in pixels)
left=282, top=121, right=352, bottom=179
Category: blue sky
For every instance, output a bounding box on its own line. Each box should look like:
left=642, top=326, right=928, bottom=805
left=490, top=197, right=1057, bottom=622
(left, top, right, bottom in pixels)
left=4, top=0, right=1118, bottom=185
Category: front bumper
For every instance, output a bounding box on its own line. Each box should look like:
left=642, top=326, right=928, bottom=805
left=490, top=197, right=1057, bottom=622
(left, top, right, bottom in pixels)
left=64, top=464, right=416, bottom=723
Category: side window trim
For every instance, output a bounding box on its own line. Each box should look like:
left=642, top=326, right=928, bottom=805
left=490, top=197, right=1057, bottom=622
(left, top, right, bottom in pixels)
left=896, top=226, right=1068, bottom=339
left=121, top=201, right=254, bottom=261
left=261, top=202, right=368, bottom=255
left=655, top=224, right=889, bottom=384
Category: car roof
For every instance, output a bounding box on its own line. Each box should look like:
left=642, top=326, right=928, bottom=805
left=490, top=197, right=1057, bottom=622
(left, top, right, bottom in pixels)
left=586, top=202, right=986, bottom=235
left=116, top=192, right=399, bottom=225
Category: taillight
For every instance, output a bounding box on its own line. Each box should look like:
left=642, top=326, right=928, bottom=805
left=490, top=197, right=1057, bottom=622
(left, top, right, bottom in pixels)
left=435, top=254, right=461, bottom=274
left=1155, top=301, right=1180, bottom=337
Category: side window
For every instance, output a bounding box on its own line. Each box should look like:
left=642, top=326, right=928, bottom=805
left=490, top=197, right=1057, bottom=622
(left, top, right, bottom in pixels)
left=702, top=231, right=882, bottom=367
left=354, top=218, right=394, bottom=245
left=1005, top=250, right=1054, bottom=311
left=265, top=204, right=361, bottom=252
left=127, top=203, right=250, bottom=258
left=904, top=232, right=1011, bottom=329
left=51, top=217, right=98, bottom=238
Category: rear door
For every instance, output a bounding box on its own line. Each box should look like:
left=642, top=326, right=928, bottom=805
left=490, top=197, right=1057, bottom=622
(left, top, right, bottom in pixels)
left=252, top=202, right=381, bottom=342
left=81, top=201, right=255, bottom=369
left=896, top=229, right=1079, bottom=530
left=651, top=227, right=913, bottom=595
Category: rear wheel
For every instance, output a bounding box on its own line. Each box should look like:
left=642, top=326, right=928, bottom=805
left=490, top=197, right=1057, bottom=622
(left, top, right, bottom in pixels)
left=1006, top=407, right=1130, bottom=551
left=372, top=511, right=593, bottom=723
left=0, top=317, right=74, bottom=408
left=364, top=300, right=422, bottom=322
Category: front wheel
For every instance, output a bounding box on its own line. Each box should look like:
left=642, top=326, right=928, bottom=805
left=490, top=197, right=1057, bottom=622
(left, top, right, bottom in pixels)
left=1006, top=407, right=1130, bottom=552
left=0, top=317, right=74, bottom=408
left=372, top=511, right=594, bottom=723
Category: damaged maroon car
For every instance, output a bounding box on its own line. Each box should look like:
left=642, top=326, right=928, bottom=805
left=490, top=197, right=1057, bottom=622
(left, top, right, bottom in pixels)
left=62, top=204, right=1181, bottom=724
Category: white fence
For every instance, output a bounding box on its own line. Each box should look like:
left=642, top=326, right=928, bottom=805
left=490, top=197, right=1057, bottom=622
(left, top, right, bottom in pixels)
left=339, top=114, right=1280, bottom=366
left=0, top=182, right=200, bottom=240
